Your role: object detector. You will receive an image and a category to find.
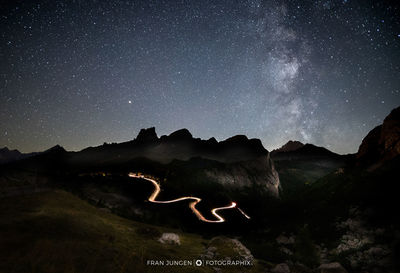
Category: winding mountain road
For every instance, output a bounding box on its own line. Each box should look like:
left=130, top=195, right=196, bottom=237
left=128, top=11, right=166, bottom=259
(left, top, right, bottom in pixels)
left=128, top=173, right=250, bottom=223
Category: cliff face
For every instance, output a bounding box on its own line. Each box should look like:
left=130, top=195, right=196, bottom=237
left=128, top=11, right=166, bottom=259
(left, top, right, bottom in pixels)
left=130, top=128, right=269, bottom=164
left=356, top=107, right=400, bottom=169
left=203, top=154, right=280, bottom=197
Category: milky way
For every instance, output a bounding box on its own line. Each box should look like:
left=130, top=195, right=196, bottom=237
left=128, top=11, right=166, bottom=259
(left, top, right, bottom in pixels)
left=1, top=0, right=400, bottom=154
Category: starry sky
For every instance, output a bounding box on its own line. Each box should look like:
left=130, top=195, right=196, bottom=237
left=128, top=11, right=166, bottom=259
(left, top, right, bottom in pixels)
left=1, top=0, right=400, bottom=154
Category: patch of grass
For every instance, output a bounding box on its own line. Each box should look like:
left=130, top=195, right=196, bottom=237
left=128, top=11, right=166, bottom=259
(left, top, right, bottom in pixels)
left=0, top=190, right=217, bottom=273
left=135, top=226, right=162, bottom=239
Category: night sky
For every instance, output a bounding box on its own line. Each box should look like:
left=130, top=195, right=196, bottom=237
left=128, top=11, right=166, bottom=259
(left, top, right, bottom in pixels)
left=1, top=0, right=400, bottom=154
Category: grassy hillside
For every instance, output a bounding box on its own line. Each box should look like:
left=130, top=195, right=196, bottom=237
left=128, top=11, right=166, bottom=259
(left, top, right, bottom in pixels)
left=0, top=190, right=264, bottom=273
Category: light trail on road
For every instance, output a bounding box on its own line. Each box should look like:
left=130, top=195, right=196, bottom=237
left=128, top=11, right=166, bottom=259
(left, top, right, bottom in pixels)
left=128, top=173, right=251, bottom=223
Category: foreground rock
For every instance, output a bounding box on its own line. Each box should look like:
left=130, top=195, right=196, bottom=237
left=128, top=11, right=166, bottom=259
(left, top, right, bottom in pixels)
left=201, top=236, right=255, bottom=272
left=203, top=236, right=253, bottom=261
left=271, top=263, right=290, bottom=273
left=318, top=262, right=348, bottom=273
left=158, top=233, right=180, bottom=245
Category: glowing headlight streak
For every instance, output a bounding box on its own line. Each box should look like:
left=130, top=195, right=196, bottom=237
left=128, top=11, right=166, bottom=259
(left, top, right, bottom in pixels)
left=128, top=173, right=251, bottom=223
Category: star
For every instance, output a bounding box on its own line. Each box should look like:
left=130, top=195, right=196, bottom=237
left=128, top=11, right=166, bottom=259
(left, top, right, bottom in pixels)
left=0, top=0, right=398, bottom=154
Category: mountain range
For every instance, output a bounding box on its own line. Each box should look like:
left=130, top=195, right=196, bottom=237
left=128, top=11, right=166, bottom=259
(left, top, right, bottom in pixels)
left=0, top=106, right=400, bottom=273
left=1, top=127, right=281, bottom=197
left=3, top=106, right=400, bottom=199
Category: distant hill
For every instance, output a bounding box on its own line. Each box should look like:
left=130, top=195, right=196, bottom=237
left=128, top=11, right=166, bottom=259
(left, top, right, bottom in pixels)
left=0, top=147, right=41, bottom=164
left=271, top=141, right=341, bottom=161
left=0, top=147, right=22, bottom=164
left=271, top=140, right=304, bottom=155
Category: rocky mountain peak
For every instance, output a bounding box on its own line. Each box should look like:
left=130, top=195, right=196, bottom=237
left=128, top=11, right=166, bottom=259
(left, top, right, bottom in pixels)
left=135, top=127, right=158, bottom=143
left=45, top=145, right=66, bottom=153
left=0, top=147, right=10, bottom=152
left=220, top=135, right=267, bottom=154
left=0, top=147, right=28, bottom=164
left=0, top=147, right=21, bottom=154
left=167, top=128, right=193, bottom=141
left=68, top=127, right=279, bottom=196
left=356, top=106, right=400, bottom=169
left=380, top=106, right=400, bottom=153
left=272, top=140, right=304, bottom=154
left=271, top=141, right=339, bottom=160
left=223, top=135, right=249, bottom=143
left=206, top=137, right=218, bottom=145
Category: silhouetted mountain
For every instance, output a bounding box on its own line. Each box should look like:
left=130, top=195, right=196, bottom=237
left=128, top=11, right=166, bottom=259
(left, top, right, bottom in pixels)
left=1, top=129, right=280, bottom=197
left=75, top=128, right=270, bottom=164
left=73, top=128, right=280, bottom=196
left=297, top=144, right=339, bottom=157
left=0, top=147, right=41, bottom=164
left=271, top=140, right=304, bottom=155
left=44, top=145, right=66, bottom=154
left=165, top=128, right=193, bottom=141
left=271, top=142, right=341, bottom=161
left=0, top=147, right=22, bottom=164
left=0, top=145, right=68, bottom=176
left=135, top=127, right=158, bottom=143
left=356, top=106, right=400, bottom=170
left=270, top=141, right=346, bottom=197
